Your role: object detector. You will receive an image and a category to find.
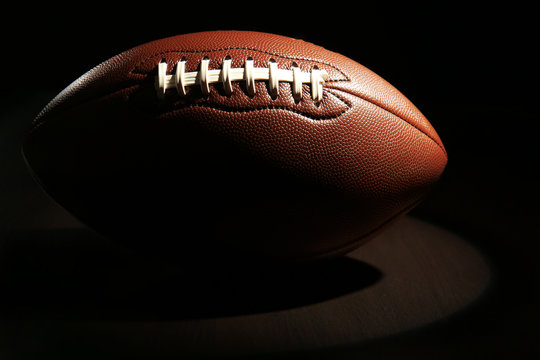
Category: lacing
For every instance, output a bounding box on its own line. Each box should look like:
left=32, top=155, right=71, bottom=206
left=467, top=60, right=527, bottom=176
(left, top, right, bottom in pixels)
left=156, top=58, right=328, bottom=105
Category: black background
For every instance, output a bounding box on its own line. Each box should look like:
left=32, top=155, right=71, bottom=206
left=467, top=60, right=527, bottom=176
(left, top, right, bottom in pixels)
left=2, top=2, right=538, bottom=358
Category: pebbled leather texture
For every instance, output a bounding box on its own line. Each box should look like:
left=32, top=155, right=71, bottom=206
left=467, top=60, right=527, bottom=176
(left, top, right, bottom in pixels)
left=24, top=31, right=447, bottom=262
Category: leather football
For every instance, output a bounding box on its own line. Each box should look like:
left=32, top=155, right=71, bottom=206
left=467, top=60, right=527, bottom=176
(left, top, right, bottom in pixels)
left=23, top=31, right=447, bottom=262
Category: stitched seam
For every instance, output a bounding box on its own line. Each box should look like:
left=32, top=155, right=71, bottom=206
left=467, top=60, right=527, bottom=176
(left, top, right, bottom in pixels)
left=295, top=196, right=426, bottom=262
left=132, top=47, right=350, bottom=82
left=28, top=85, right=140, bottom=134
left=157, top=89, right=352, bottom=121
left=29, top=82, right=351, bottom=136
left=332, top=87, right=446, bottom=154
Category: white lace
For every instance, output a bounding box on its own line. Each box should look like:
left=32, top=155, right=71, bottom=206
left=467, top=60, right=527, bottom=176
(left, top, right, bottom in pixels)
left=156, top=58, right=329, bottom=105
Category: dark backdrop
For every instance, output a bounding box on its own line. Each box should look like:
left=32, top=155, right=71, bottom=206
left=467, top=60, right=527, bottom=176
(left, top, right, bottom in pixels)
left=3, top=2, right=538, bottom=358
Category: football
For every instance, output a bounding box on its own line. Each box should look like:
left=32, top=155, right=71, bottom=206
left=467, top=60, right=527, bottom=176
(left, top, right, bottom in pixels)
left=22, top=31, right=447, bottom=262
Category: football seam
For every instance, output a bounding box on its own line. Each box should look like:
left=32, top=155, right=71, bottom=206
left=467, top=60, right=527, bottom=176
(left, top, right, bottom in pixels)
left=153, top=87, right=352, bottom=121
left=295, top=195, right=427, bottom=262
left=27, top=84, right=353, bottom=137
left=332, top=87, right=447, bottom=155
left=29, top=83, right=446, bottom=157
left=27, top=85, right=142, bottom=134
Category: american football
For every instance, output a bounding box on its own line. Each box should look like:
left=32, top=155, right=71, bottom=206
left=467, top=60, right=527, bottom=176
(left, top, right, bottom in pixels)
left=22, top=31, right=447, bottom=261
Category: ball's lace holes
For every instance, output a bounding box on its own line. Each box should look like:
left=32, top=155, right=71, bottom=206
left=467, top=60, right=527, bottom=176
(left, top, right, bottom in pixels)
left=314, top=94, right=323, bottom=108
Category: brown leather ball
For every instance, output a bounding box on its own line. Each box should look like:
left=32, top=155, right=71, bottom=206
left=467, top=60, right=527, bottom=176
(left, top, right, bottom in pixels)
left=23, top=31, right=447, bottom=262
